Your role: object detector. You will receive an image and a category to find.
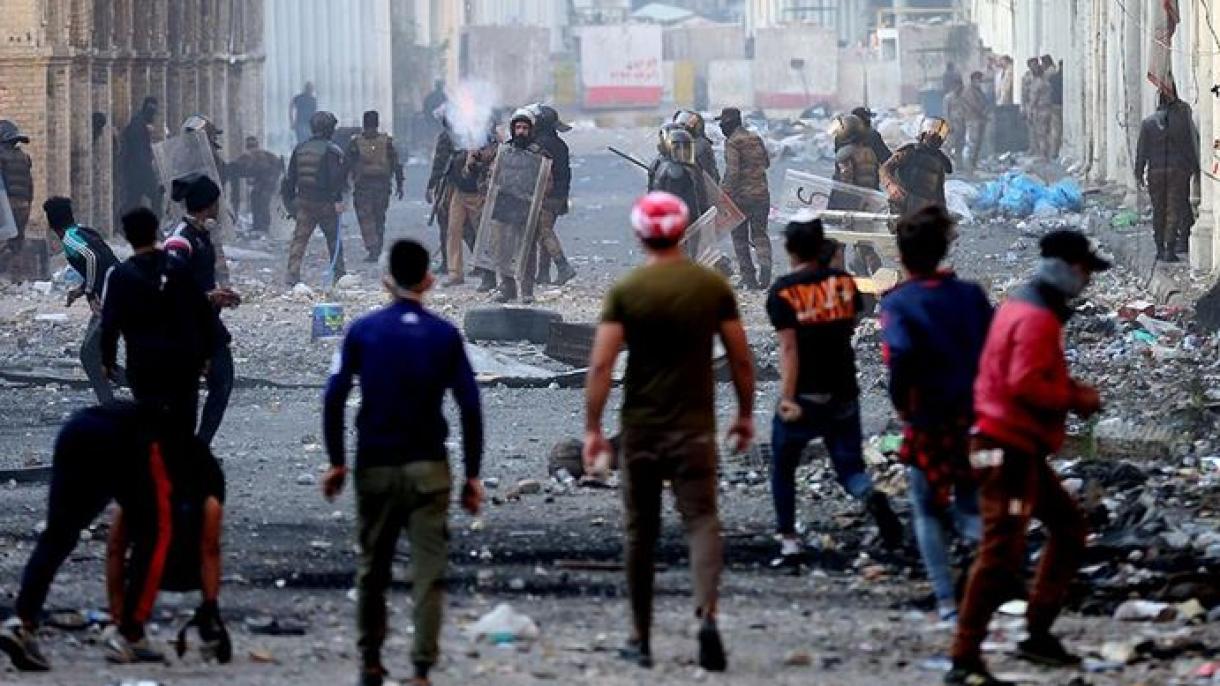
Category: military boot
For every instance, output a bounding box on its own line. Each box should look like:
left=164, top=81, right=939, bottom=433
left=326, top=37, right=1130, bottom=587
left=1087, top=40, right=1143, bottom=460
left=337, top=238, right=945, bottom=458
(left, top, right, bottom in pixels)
left=757, top=265, right=772, bottom=290
left=536, top=253, right=553, bottom=285
left=554, top=256, right=577, bottom=286
left=495, top=277, right=518, bottom=304
left=476, top=269, right=497, bottom=293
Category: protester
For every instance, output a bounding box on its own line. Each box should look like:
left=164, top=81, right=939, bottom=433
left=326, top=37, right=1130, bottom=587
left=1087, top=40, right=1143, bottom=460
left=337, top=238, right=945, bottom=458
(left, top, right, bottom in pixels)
left=947, top=230, right=1107, bottom=686
left=767, top=213, right=904, bottom=568
left=584, top=191, right=755, bottom=672
left=322, top=239, right=484, bottom=686
left=880, top=206, right=992, bottom=621
left=101, top=207, right=217, bottom=439
left=44, top=196, right=119, bottom=404
left=0, top=402, right=174, bottom=670
left=165, top=173, right=241, bottom=446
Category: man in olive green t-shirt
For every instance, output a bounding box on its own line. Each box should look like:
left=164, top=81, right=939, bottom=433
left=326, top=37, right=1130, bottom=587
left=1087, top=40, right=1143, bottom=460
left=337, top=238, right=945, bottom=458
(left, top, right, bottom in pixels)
left=584, top=192, right=755, bottom=673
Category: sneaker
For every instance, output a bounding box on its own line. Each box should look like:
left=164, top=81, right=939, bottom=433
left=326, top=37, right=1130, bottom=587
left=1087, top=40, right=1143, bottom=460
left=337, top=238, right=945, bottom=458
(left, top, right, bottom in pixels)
left=866, top=491, right=906, bottom=550
left=697, top=621, right=727, bottom=672
left=102, top=625, right=165, bottom=664
left=1017, top=633, right=1081, bottom=668
left=0, top=617, right=50, bottom=671
left=944, top=662, right=1013, bottom=685
left=618, top=639, right=653, bottom=669
left=198, top=611, right=232, bottom=664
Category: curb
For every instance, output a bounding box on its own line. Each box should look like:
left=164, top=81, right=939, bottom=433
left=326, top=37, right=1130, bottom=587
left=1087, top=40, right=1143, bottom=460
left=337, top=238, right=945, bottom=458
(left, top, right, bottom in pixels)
left=1097, top=229, right=1189, bottom=307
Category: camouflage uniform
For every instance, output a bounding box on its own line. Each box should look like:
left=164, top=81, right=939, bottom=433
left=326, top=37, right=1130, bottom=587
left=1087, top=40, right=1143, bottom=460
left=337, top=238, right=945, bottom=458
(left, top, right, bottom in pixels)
left=282, top=135, right=348, bottom=284
left=722, top=126, right=772, bottom=284
left=427, top=130, right=458, bottom=273
left=880, top=142, right=953, bottom=217
left=347, top=131, right=404, bottom=259
left=445, top=141, right=496, bottom=283
left=959, top=84, right=991, bottom=170
left=1026, top=76, right=1053, bottom=159
left=830, top=141, right=880, bottom=211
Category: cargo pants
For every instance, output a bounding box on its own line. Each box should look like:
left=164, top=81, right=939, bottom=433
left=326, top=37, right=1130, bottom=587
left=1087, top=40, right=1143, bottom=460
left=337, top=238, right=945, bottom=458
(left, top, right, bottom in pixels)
left=446, top=190, right=485, bottom=280
left=1147, top=168, right=1193, bottom=257
left=356, top=460, right=451, bottom=670
left=354, top=180, right=392, bottom=258
left=287, top=198, right=345, bottom=285
left=731, top=199, right=772, bottom=283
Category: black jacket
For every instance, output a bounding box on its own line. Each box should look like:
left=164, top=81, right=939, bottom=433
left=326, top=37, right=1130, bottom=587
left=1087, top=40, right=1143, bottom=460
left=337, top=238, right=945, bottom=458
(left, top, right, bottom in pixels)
left=100, top=250, right=217, bottom=384
left=535, top=129, right=571, bottom=199
left=1136, top=101, right=1200, bottom=177
left=164, top=218, right=230, bottom=347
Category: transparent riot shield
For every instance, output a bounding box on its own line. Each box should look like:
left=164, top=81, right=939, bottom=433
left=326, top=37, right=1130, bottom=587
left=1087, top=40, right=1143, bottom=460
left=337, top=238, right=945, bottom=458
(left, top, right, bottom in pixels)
left=153, top=129, right=235, bottom=240
left=0, top=169, right=17, bottom=241
left=473, top=145, right=553, bottom=281
left=777, top=169, right=889, bottom=221
left=680, top=171, right=745, bottom=267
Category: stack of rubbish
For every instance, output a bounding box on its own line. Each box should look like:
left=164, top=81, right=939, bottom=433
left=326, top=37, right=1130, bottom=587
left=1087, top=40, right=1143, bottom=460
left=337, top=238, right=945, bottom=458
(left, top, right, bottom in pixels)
left=972, top=171, right=1085, bottom=218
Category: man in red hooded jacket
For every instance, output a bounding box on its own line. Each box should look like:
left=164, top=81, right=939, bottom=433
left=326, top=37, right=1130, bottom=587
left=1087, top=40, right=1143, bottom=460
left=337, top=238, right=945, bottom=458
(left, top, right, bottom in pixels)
left=946, top=230, right=1107, bottom=686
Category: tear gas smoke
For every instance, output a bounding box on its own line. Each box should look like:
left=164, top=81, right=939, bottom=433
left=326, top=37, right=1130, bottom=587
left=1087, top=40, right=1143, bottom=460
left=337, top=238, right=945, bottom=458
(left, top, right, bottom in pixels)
left=444, top=80, right=499, bottom=150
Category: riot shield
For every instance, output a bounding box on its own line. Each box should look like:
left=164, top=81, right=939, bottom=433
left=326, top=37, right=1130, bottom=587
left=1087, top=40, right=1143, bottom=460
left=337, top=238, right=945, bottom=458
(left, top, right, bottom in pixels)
left=473, top=145, right=553, bottom=281
left=0, top=169, right=17, bottom=241
left=777, top=169, right=889, bottom=221
left=679, top=171, right=744, bottom=267
left=153, top=129, right=236, bottom=240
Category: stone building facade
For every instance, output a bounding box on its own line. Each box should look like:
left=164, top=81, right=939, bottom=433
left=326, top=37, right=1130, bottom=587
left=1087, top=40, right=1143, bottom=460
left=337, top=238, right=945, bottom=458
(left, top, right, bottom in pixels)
left=0, top=0, right=264, bottom=239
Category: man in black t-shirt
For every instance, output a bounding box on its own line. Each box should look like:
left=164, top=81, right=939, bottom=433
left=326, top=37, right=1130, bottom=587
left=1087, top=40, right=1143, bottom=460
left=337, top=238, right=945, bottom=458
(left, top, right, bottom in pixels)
left=766, top=215, right=904, bottom=568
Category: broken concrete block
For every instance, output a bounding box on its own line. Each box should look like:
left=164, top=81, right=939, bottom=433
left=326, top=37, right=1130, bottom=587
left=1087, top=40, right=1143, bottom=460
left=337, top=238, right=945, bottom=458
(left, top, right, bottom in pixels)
left=464, top=306, right=562, bottom=344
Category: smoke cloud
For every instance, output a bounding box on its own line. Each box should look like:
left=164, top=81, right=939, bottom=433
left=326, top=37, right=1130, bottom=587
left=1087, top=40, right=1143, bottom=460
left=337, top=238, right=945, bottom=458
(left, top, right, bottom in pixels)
left=444, top=79, right=499, bottom=150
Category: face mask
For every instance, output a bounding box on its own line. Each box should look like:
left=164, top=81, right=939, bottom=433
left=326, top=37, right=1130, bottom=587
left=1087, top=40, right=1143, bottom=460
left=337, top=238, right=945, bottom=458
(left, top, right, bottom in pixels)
left=719, top=121, right=736, bottom=137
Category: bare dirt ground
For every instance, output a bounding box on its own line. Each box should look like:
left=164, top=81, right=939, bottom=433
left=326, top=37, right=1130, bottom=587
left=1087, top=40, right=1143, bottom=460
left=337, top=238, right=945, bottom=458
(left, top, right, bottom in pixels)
left=1, top=130, right=1218, bottom=685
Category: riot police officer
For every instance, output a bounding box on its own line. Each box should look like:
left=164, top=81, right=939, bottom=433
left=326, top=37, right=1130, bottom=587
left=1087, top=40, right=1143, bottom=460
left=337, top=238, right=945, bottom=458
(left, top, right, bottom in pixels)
left=829, top=114, right=881, bottom=212
left=880, top=117, right=954, bottom=218
left=0, top=120, right=34, bottom=278
left=490, top=109, right=553, bottom=304
left=648, top=124, right=707, bottom=224
left=281, top=111, right=348, bottom=286
left=529, top=104, right=578, bottom=287
left=673, top=110, right=719, bottom=183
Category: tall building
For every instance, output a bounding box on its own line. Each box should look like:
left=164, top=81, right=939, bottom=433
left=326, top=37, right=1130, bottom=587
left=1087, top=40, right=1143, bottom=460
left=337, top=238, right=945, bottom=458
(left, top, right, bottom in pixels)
left=0, top=0, right=265, bottom=238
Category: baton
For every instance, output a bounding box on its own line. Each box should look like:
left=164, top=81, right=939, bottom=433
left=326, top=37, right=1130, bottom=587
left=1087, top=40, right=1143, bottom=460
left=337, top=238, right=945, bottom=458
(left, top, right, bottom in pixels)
left=607, top=146, right=650, bottom=171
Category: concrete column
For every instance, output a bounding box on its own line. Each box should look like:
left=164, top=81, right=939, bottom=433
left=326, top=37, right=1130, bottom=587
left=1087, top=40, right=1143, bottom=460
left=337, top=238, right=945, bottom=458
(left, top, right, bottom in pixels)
left=91, top=60, right=115, bottom=230
left=1121, top=0, right=1143, bottom=209
left=1192, top=1, right=1215, bottom=271
left=70, top=61, right=94, bottom=224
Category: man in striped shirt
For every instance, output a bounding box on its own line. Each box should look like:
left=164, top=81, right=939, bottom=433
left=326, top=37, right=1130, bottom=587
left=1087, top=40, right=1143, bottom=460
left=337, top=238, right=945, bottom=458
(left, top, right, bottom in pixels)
left=45, top=197, right=119, bottom=404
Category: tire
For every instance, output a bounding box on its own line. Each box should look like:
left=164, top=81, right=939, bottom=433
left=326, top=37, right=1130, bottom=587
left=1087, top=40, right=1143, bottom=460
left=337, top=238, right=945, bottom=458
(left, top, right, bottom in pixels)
left=464, top=306, right=563, bottom=344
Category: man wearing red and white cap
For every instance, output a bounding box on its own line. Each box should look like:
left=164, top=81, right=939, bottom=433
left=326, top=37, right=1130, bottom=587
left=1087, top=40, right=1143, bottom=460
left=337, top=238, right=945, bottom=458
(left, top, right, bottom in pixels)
left=584, top=192, right=756, bottom=673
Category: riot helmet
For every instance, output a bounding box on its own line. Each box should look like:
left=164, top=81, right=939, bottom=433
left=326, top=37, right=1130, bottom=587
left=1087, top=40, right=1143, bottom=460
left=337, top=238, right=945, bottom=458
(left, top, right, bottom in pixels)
left=663, top=127, right=696, bottom=166
left=509, top=108, right=535, bottom=147
left=183, top=115, right=223, bottom=149
left=828, top=114, right=865, bottom=145
left=310, top=111, right=338, bottom=138
left=0, top=120, right=29, bottom=145
left=672, top=110, right=706, bottom=139
left=918, top=117, right=950, bottom=149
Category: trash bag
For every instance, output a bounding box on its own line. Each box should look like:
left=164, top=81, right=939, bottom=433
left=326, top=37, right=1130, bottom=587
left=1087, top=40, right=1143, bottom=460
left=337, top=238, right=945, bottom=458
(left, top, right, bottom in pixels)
left=466, top=603, right=540, bottom=645
left=1048, top=178, right=1084, bottom=212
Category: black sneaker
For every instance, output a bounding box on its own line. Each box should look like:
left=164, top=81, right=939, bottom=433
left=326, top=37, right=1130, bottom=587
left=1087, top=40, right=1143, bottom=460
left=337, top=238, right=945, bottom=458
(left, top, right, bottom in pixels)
left=618, top=639, right=653, bottom=669
left=1017, top=633, right=1081, bottom=668
left=0, top=618, right=50, bottom=671
left=697, top=622, right=727, bottom=672
left=358, top=663, right=388, bottom=686
left=867, top=491, right=906, bottom=550
left=944, top=661, right=1013, bottom=685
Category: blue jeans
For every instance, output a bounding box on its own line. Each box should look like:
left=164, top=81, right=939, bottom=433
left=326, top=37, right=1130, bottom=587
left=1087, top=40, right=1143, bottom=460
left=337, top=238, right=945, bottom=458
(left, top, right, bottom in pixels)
left=908, top=466, right=981, bottom=604
left=771, top=397, right=872, bottom=536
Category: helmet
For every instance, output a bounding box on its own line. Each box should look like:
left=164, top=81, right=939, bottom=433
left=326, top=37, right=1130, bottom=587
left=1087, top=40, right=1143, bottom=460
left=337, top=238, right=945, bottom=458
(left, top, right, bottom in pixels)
left=631, top=191, right=690, bottom=243
left=310, top=111, right=338, bottom=137
left=662, top=126, right=695, bottom=166
left=672, top=110, right=706, bottom=138
left=918, top=117, right=950, bottom=147
left=183, top=115, right=222, bottom=149
left=510, top=108, right=536, bottom=129
left=533, top=104, right=570, bottom=132
left=0, top=120, right=29, bottom=145
left=828, top=114, right=865, bottom=144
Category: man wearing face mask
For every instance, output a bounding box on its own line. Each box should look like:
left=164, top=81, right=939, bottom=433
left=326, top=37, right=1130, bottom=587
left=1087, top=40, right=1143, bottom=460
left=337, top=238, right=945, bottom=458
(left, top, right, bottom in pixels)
left=881, top=117, right=953, bottom=217
left=718, top=107, right=772, bottom=289
left=946, top=230, right=1107, bottom=686
left=165, top=174, right=241, bottom=448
